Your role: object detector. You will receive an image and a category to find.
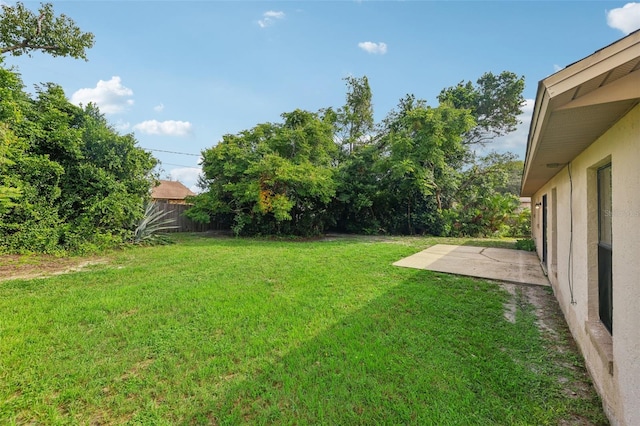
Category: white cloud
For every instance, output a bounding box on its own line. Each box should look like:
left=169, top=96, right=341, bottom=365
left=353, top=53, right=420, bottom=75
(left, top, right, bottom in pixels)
left=168, top=167, right=203, bottom=194
left=264, top=10, right=285, bottom=19
left=553, top=64, right=563, bottom=72
left=358, top=41, right=388, bottom=55
left=114, top=120, right=130, bottom=132
left=483, top=98, right=535, bottom=159
left=258, top=10, right=285, bottom=28
left=70, top=76, right=134, bottom=114
left=153, top=103, right=165, bottom=112
left=607, top=3, right=640, bottom=34
left=133, top=120, right=192, bottom=136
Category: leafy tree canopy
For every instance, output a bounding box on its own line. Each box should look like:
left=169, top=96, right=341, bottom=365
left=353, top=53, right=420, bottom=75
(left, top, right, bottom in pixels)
left=0, top=2, right=94, bottom=60
left=191, top=72, right=529, bottom=238
left=189, top=109, right=338, bottom=236
left=336, top=75, right=374, bottom=154
left=443, top=152, right=523, bottom=236
left=437, top=71, right=525, bottom=145
left=0, top=66, right=157, bottom=253
left=0, top=3, right=165, bottom=254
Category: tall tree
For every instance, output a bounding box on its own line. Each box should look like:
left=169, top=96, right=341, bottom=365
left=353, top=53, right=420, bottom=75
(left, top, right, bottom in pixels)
left=0, top=2, right=94, bottom=59
left=377, top=104, right=475, bottom=233
left=337, top=76, right=374, bottom=154
left=192, top=72, right=527, bottom=238
left=437, top=71, right=525, bottom=145
left=333, top=94, right=428, bottom=234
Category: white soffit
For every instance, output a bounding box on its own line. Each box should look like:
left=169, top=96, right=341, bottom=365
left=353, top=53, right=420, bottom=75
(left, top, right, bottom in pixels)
left=521, top=30, right=640, bottom=196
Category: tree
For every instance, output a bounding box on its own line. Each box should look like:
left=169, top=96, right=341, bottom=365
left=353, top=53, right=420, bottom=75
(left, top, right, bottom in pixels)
left=437, top=71, right=525, bottom=145
left=495, top=159, right=524, bottom=195
left=0, top=0, right=95, bottom=215
left=0, top=60, right=29, bottom=216
left=0, top=2, right=94, bottom=60
left=191, top=73, right=526, bottom=238
left=59, top=103, right=158, bottom=235
left=0, top=66, right=157, bottom=253
left=0, top=126, right=22, bottom=215
left=336, top=76, right=374, bottom=154
left=189, top=109, right=339, bottom=236
left=331, top=144, right=385, bottom=234
left=443, top=152, right=522, bottom=237
left=376, top=104, right=475, bottom=234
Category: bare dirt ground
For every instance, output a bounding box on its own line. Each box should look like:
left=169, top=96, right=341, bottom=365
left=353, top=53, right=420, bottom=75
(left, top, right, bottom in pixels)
left=0, top=254, right=106, bottom=282
left=502, top=282, right=606, bottom=425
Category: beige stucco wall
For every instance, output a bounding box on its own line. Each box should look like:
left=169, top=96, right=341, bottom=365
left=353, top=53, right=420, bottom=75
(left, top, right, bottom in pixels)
left=531, top=103, right=640, bottom=426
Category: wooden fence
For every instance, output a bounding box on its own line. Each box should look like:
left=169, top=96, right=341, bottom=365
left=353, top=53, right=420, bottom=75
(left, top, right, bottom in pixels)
left=156, top=203, right=216, bottom=233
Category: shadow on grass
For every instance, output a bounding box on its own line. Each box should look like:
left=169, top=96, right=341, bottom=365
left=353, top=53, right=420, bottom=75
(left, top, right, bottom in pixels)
left=184, top=269, right=605, bottom=425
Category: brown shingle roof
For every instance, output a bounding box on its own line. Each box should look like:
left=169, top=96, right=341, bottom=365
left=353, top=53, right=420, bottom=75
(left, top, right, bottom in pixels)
left=151, top=180, right=196, bottom=200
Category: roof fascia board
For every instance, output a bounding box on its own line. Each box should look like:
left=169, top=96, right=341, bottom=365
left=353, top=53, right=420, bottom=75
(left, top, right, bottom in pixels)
left=545, top=39, right=640, bottom=100
left=520, top=86, right=551, bottom=195
left=544, top=32, right=640, bottom=87
left=556, top=70, right=640, bottom=110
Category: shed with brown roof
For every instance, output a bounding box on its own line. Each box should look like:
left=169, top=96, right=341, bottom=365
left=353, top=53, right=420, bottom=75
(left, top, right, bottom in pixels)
left=151, top=180, right=196, bottom=204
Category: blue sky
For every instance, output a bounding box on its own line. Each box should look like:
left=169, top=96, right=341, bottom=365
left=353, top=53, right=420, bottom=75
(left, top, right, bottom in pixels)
left=3, top=1, right=640, bottom=191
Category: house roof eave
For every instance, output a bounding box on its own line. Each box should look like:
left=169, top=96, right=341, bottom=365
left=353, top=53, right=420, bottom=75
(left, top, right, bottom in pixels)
left=521, top=30, right=640, bottom=197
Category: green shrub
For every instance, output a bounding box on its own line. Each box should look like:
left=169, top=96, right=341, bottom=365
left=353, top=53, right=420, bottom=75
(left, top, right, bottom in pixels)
left=515, top=238, right=536, bottom=251
left=506, top=208, right=531, bottom=237
left=0, top=66, right=158, bottom=254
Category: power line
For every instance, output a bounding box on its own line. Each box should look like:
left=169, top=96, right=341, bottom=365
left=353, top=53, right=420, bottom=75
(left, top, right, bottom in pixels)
left=143, top=147, right=200, bottom=157
left=161, top=162, right=202, bottom=169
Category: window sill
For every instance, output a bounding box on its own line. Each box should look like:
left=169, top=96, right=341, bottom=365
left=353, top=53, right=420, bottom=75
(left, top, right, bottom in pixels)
left=586, top=320, right=614, bottom=376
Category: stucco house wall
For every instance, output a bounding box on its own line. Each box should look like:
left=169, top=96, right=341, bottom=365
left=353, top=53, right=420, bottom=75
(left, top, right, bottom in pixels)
left=522, top=30, right=640, bottom=425
left=530, top=104, right=639, bottom=424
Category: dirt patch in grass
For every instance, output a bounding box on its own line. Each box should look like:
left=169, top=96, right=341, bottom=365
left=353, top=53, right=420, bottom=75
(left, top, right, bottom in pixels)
left=0, top=254, right=107, bottom=282
left=502, top=282, right=606, bottom=424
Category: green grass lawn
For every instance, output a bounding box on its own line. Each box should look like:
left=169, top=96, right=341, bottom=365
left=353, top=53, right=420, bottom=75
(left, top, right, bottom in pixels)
left=0, top=235, right=606, bottom=424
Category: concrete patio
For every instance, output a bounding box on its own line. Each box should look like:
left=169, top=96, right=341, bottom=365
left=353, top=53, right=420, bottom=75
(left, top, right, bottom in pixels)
left=393, top=244, right=549, bottom=287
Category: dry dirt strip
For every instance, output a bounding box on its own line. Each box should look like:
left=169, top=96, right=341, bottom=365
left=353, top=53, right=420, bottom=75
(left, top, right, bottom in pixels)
left=0, top=255, right=107, bottom=282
